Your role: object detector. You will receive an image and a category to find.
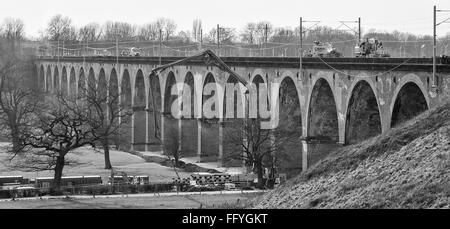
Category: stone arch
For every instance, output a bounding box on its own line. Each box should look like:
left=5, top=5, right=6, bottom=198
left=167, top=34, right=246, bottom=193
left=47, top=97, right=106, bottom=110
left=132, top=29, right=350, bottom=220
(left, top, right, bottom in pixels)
left=345, top=80, right=382, bottom=144
left=307, top=78, right=339, bottom=141
left=163, top=71, right=177, bottom=114
left=87, top=67, right=96, bottom=97
left=277, top=76, right=303, bottom=176
left=119, top=69, right=132, bottom=150
left=78, top=67, right=86, bottom=97
left=121, top=69, right=132, bottom=106
left=249, top=69, right=267, bottom=85
left=249, top=74, right=269, bottom=119
left=69, top=67, right=76, bottom=97
left=108, top=68, right=119, bottom=147
left=32, top=65, right=39, bottom=91
left=390, top=80, right=429, bottom=128
left=133, top=69, right=146, bottom=150
left=134, top=70, right=146, bottom=107
left=180, top=72, right=198, bottom=157
left=147, top=73, right=162, bottom=150
left=201, top=72, right=220, bottom=162
left=222, top=74, right=247, bottom=167
left=163, top=71, right=179, bottom=156
left=61, top=66, right=68, bottom=96
left=98, top=68, right=107, bottom=99
left=53, top=66, right=60, bottom=93
left=109, top=68, right=119, bottom=101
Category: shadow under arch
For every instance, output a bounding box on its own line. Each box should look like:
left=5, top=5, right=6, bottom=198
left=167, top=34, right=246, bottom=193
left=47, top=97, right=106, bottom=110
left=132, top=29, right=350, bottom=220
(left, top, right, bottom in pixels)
left=201, top=72, right=220, bottom=162
left=61, top=66, right=68, bottom=96
left=276, top=76, right=303, bottom=177
left=69, top=67, right=76, bottom=97
left=118, top=68, right=132, bottom=151
left=133, top=69, right=146, bottom=151
left=77, top=67, right=85, bottom=97
left=180, top=72, right=198, bottom=157
left=163, top=71, right=179, bottom=156
left=305, top=77, right=340, bottom=167
left=147, top=72, right=162, bottom=151
left=307, top=78, right=338, bottom=141
left=390, top=82, right=428, bottom=128
left=53, top=66, right=59, bottom=93
left=345, top=80, right=382, bottom=144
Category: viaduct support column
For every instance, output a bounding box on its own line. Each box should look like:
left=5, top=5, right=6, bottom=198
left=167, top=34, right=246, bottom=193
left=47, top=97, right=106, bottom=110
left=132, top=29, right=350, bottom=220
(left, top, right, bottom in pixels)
left=130, top=108, right=135, bottom=151
left=178, top=118, right=182, bottom=155
left=145, top=108, right=149, bottom=151
left=218, top=119, right=224, bottom=167
left=301, top=138, right=309, bottom=173
left=197, top=119, right=202, bottom=162
left=160, top=113, right=165, bottom=155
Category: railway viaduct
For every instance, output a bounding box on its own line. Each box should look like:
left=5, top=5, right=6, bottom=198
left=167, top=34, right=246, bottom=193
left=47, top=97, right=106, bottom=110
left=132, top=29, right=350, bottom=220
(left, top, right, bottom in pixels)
left=34, top=55, right=450, bottom=174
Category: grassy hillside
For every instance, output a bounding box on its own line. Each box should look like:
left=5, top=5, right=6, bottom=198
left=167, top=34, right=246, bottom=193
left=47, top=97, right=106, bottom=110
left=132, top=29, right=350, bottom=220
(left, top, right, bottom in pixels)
left=254, top=102, right=450, bottom=208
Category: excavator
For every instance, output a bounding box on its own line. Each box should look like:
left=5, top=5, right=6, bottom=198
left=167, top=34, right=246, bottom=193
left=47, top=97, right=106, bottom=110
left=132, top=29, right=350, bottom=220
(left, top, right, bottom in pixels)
left=303, top=41, right=342, bottom=57
left=355, top=38, right=390, bottom=57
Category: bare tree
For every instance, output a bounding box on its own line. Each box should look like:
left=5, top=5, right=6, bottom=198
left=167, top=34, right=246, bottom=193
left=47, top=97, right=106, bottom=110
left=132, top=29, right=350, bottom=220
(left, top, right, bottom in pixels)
left=102, top=21, right=137, bottom=41
left=224, top=118, right=295, bottom=188
left=271, top=27, right=296, bottom=43
left=176, top=31, right=191, bottom=43
left=82, top=77, right=132, bottom=169
left=15, top=93, right=106, bottom=193
left=0, top=43, right=40, bottom=154
left=205, top=27, right=236, bottom=44
left=1, top=18, right=25, bottom=41
left=155, top=18, right=177, bottom=41
left=45, top=14, right=74, bottom=41
left=163, top=124, right=181, bottom=168
left=78, top=23, right=102, bottom=42
left=192, top=19, right=202, bottom=42
left=240, top=22, right=257, bottom=44
left=255, top=21, right=273, bottom=45
left=137, top=23, right=159, bottom=41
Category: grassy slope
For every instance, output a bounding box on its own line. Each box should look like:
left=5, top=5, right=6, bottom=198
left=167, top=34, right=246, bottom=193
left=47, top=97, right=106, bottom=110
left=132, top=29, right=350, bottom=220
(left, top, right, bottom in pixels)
left=254, top=102, right=450, bottom=209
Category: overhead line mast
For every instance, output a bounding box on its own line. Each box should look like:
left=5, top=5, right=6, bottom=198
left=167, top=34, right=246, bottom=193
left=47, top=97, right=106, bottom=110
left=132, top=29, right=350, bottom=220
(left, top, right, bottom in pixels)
left=433, top=5, right=450, bottom=93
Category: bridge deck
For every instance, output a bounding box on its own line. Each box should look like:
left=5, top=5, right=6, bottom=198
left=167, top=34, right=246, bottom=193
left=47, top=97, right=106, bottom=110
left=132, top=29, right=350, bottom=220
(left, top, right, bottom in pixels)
left=37, top=56, right=450, bottom=72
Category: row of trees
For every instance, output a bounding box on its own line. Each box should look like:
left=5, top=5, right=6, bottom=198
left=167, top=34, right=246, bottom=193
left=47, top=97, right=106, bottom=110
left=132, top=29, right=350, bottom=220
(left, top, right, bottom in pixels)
left=43, top=15, right=178, bottom=43
left=0, top=18, right=25, bottom=41
left=2, top=14, right=449, bottom=57
left=40, top=15, right=450, bottom=57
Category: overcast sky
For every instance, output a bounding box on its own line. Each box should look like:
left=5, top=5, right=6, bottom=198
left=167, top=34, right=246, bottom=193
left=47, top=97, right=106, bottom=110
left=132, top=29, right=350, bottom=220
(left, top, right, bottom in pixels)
left=1, top=0, right=450, bottom=39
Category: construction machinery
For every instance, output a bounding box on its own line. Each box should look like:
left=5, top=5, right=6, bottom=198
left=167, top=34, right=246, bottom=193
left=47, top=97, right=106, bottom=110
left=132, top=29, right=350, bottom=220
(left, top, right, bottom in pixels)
left=355, top=38, right=390, bottom=57
left=304, top=41, right=342, bottom=57
left=120, top=47, right=142, bottom=57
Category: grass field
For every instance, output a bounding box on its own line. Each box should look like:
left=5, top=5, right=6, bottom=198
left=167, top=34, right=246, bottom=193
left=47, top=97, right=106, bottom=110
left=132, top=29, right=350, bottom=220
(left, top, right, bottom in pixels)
left=0, top=192, right=261, bottom=209
left=0, top=144, right=191, bottom=182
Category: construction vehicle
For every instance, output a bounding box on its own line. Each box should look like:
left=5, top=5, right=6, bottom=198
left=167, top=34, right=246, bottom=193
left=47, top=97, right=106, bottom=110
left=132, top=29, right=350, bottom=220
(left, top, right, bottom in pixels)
left=304, top=41, right=342, bottom=57
left=121, top=47, right=141, bottom=57
left=355, top=38, right=390, bottom=57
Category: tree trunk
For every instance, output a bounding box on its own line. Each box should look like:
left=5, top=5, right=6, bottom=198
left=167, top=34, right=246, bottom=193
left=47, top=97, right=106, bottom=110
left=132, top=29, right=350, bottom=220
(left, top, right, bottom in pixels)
left=103, top=138, right=112, bottom=169
left=52, top=155, right=65, bottom=195
left=255, top=161, right=265, bottom=189
left=11, top=128, right=21, bottom=153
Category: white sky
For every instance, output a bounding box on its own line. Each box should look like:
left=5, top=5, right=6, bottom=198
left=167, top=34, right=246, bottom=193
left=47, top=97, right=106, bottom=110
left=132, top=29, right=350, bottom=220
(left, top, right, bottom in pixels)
left=1, top=0, right=450, bottom=39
